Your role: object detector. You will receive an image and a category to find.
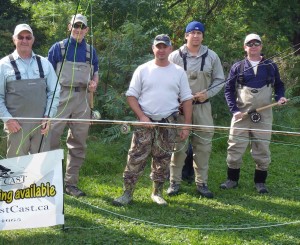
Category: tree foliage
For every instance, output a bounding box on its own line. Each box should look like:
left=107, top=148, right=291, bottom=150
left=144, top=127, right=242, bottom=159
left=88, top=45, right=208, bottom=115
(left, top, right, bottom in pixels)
left=1, top=0, right=299, bottom=141
left=0, top=0, right=31, bottom=57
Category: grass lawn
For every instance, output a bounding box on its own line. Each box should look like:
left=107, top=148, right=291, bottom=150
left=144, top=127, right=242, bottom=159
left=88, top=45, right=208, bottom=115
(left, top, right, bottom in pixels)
left=0, top=124, right=299, bottom=244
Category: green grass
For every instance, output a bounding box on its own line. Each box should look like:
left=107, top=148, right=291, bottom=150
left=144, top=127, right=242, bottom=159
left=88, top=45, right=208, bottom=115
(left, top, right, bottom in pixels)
left=0, top=122, right=300, bottom=244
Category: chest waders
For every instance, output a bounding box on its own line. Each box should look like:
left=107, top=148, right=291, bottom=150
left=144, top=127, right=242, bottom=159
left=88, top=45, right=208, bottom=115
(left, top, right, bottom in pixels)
left=226, top=63, right=275, bottom=177
left=5, top=55, right=47, bottom=157
left=56, top=41, right=92, bottom=88
left=236, top=59, right=275, bottom=117
left=50, top=41, right=93, bottom=187
left=170, top=49, right=213, bottom=187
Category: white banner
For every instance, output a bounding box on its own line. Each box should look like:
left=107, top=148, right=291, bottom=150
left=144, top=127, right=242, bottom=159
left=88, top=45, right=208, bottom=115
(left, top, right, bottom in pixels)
left=0, top=149, right=64, bottom=230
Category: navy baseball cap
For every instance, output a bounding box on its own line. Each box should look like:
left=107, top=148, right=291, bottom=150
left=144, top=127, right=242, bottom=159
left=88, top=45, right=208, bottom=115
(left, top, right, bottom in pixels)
left=153, top=34, right=172, bottom=46
left=185, top=21, right=205, bottom=33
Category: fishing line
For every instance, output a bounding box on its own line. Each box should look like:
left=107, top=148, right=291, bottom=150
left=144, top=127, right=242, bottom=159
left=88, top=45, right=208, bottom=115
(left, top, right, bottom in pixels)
left=4, top=117, right=300, bottom=137
left=154, top=127, right=190, bottom=154
left=204, top=42, right=300, bottom=93
left=35, top=0, right=83, bottom=153
left=64, top=196, right=300, bottom=231
left=19, top=0, right=92, bottom=154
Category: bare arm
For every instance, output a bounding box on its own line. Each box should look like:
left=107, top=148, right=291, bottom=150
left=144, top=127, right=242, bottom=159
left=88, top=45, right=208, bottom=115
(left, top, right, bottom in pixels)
left=127, top=96, right=152, bottom=125
left=180, top=99, right=193, bottom=140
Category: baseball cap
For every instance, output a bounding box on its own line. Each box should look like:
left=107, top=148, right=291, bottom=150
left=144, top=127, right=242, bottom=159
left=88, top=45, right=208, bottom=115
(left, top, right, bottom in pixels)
left=185, top=21, right=205, bottom=33
left=70, top=14, right=88, bottom=26
left=153, top=34, right=172, bottom=46
left=244, top=33, right=261, bottom=44
left=14, top=24, right=33, bottom=36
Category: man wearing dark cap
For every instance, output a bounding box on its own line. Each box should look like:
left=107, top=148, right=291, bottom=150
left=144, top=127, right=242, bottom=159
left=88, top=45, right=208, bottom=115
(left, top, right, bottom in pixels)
left=221, top=33, right=287, bottom=193
left=48, top=14, right=99, bottom=197
left=113, top=34, right=193, bottom=206
left=167, top=20, right=225, bottom=198
left=0, top=24, right=60, bottom=157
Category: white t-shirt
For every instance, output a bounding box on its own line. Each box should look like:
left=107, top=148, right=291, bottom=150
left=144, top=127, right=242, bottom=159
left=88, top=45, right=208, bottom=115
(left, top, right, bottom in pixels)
left=249, top=60, right=260, bottom=75
left=126, top=60, right=193, bottom=120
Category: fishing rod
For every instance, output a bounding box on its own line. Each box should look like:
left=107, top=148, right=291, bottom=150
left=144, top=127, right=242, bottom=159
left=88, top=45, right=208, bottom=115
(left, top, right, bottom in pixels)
left=4, top=116, right=300, bottom=136
left=241, top=100, right=289, bottom=123
left=37, top=1, right=82, bottom=153
left=88, top=0, right=101, bottom=121
left=204, top=43, right=300, bottom=94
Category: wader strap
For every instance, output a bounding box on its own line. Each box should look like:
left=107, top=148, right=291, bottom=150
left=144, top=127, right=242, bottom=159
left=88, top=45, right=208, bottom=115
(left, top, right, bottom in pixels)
left=9, top=54, right=21, bottom=80
left=179, top=49, right=208, bottom=72
left=59, top=41, right=65, bottom=57
left=9, top=54, right=45, bottom=80
left=36, top=55, right=45, bottom=78
left=266, top=62, right=274, bottom=87
left=86, top=44, right=91, bottom=64
left=200, top=50, right=208, bottom=71
left=237, top=59, right=274, bottom=88
left=237, top=59, right=246, bottom=88
left=179, top=49, right=187, bottom=71
left=59, top=41, right=91, bottom=64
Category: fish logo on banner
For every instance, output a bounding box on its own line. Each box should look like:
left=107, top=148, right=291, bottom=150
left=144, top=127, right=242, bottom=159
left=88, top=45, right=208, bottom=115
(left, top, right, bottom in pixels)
left=0, top=149, right=64, bottom=231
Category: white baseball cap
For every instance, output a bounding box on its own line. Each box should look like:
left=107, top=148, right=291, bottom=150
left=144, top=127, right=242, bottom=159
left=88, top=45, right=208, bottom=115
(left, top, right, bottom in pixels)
left=70, top=14, right=88, bottom=26
left=14, top=24, right=33, bottom=36
left=244, top=33, right=261, bottom=44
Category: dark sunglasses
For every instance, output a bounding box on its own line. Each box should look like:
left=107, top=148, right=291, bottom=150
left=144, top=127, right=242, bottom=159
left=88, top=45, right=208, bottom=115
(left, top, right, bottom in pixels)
left=246, top=41, right=261, bottom=47
left=17, top=35, right=33, bottom=41
left=72, top=23, right=87, bottom=30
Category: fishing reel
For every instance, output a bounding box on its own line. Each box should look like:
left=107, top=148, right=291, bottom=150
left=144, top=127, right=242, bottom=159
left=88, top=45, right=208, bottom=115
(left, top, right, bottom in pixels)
left=249, top=111, right=261, bottom=123
left=92, top=110, right=101, bottom=120
left=120, top=124, right=131, bottom=134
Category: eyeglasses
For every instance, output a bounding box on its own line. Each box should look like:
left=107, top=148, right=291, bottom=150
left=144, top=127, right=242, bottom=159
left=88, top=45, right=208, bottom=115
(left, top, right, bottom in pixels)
left=245, top=41, right=261, bottom=47
left=72, top=23, right=87, bottom=30
left=17, top=35, right=33, bottom=41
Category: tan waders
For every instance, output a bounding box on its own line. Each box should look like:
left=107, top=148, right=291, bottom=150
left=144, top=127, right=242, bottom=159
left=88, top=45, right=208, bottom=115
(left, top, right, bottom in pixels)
left=223, top=85, right=273, bottom=193
left=51, top=48, right=92, bottom=193
left=5, top=55, right=48, bottom=157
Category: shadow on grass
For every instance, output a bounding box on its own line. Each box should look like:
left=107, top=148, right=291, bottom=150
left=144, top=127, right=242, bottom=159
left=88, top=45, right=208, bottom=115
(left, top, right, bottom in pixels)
left=61, top=135, right=300, bottom=244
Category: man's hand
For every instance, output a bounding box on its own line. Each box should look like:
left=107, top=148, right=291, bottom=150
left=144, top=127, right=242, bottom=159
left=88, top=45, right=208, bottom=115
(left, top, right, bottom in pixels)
left=233, top=111, right=244, bottom=121
left=41, top=118, right=50, bottom=135
left=139, top=115, right=154, bottom=128
left=179, top=127, right=190, bottom=141
left=278, top=97, right=288, bottom=105
left=5, top=119, right=21, bottom=133
left=194, top=90, right=208, bottom=103
left=88, top=80, right=98, bottom=93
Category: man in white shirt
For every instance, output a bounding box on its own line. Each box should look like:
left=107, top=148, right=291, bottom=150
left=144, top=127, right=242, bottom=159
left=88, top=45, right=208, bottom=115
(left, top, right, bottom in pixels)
left=113, top=34, right=193, bottom=206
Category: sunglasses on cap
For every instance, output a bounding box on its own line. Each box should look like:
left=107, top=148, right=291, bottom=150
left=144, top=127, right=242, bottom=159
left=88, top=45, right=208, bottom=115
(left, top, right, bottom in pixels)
left=17, top=35, right=33, bottom=41
left=245, top=41, right=261, bottom=47
left=72, top=23, right=87, bottom=30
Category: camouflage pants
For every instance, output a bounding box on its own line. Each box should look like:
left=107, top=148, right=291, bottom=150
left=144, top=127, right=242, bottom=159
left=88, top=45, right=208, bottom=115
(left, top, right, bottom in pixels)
left=123, top=124, right=176, bottom=191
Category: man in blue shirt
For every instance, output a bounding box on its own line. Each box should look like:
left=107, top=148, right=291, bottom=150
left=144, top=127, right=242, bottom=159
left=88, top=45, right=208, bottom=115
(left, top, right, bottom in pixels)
left=48, top=14, right=99, bottom=197
left=220, top=33, right=287, bottom=194
left=0, top=24, right=60, bottom=157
